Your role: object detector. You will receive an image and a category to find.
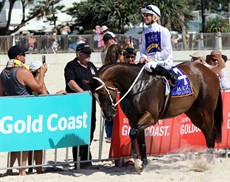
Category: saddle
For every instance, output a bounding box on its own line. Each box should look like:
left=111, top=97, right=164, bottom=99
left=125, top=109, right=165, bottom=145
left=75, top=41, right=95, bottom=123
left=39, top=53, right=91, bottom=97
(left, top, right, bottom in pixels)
left=158, top=67, right=193, bottom=118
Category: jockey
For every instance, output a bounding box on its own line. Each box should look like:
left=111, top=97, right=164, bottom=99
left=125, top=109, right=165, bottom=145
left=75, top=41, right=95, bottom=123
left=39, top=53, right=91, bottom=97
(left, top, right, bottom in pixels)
left=139, top=4, right=178, bottom=87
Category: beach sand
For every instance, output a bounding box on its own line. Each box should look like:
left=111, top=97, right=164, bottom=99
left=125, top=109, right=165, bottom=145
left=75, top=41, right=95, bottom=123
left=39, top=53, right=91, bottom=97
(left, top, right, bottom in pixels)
left=0, top=149, right=229, bottom=182
left=0, top=60, right=230, bottom=181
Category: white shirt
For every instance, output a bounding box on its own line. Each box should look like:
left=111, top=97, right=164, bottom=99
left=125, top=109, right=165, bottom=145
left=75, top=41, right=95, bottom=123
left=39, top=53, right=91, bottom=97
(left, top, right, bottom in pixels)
left=140, top=22, right=173, bottom=69
left=219, top=70, right=230, bottom=90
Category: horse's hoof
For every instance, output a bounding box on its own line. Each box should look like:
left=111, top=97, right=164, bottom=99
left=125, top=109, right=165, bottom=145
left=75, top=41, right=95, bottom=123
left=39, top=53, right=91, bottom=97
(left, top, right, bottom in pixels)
left=134, top=159, right=143, bottom=174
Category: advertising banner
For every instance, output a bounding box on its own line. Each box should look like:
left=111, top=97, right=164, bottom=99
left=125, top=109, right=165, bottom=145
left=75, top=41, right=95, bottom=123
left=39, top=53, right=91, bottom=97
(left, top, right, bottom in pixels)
left=0, top=93, right=92, bottom=152
left=109, top=92, right=230, bottom=158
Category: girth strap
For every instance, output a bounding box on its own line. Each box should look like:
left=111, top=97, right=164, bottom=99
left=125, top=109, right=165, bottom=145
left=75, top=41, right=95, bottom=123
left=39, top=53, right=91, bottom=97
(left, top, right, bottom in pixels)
left=158, top=78, right=172, bottom=119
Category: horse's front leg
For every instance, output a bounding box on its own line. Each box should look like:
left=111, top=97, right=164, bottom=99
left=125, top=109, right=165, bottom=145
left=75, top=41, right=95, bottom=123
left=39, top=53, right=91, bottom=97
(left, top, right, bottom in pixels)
left=129, top=111, right=156, bottom=174
left=129, top=127, right=143, bottom=174
left=137, top=130, right=148, bottom=167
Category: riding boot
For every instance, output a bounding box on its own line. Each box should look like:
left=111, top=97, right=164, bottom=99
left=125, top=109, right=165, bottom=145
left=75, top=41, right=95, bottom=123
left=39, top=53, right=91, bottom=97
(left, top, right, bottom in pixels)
left=151, top=65, right=178, bottom=87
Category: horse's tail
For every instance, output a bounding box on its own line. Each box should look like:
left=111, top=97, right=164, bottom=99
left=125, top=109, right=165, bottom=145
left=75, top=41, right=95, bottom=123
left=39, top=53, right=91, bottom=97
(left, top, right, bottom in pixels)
left=214, top=91, right=223, bottom=143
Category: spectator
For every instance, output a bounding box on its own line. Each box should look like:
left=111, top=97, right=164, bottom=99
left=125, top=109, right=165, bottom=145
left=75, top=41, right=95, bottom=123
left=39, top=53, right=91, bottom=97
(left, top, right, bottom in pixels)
left=29, top=60, right=66, bottom=95
left=190, top=51, right=224, bottom=71
left=60, top=22, right=71, bottom=50
left=101, top=32, right=118, bottom=142
left=93, top=25, right=104, bottom=49
left=51, top=27, right=59, bottom=52
left=206, top=50, right=230, bottom=90
left=101, top=25, right=116, bottom=39
left=190, top=51, right=206, bottom=64
left=104, top=44, right=123, bottom=65
left=103, top=44, right=123, bottom=142
left=68, top=36, right=86, bottom=52
left=123, top=47, right=137, bottom=64
left=40, top=32, right=50, bottom=51
left=101, top=32, right=116, bottom=64
left=28, top=35, right=36, bottom=51
left=75, top=36, right=86, bottom=48
left=122, top=36, right=133, bottom=50
left=0, top=45, right=46, bottom=176
left=60, top=22, right=71, bottom=35
left=189, top=51, right=229, bottom=90
left=27, top=60, right=66, bottom=173
left=101, top=25, right=109, bottom=35
left=27, top=60, right=48, bottom=174
left=171, top=35, right=178, bottom=50
left=29, top=60, right=48, bottom=94
left=16, top=31, right=27, bottom=50
left=64, top=43, right=98, bottom=169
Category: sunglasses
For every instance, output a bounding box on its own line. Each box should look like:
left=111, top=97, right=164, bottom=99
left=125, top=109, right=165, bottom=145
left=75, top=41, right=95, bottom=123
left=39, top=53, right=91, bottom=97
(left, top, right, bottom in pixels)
left=125, top=55, right=135, bottom=59
left=211, top=59, right=218, bottom=62
left=191, top=57, right=199, bottom=61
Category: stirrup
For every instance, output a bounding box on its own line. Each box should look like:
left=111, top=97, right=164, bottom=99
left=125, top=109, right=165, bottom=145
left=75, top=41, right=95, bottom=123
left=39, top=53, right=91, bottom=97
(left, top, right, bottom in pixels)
left=170, top=82, right=176, bottom=87
left=170, top=79, right=178, bottom=87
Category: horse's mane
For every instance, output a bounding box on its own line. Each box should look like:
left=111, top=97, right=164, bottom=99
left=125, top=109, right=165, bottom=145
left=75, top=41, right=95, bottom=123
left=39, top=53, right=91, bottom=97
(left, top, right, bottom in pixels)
left=97, top=62, right=144, bottom=75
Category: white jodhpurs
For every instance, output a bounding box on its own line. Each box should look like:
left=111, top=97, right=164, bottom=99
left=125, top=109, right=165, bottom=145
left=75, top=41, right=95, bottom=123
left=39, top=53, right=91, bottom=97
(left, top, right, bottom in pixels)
left=144, top=60, right=172, bottom=72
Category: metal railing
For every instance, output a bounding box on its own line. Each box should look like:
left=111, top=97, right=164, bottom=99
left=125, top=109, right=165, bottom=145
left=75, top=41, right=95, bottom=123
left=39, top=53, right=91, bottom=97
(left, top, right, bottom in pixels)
left=0, top=32, right=229, bottom=55
left=0, top=88, right=229, bottom=173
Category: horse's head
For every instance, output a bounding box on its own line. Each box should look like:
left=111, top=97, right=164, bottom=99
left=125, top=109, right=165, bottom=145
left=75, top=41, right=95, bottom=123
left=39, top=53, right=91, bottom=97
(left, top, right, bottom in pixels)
left=90, top=77, right=117, bottom=121
left=90, top=63, right=144, bottom=121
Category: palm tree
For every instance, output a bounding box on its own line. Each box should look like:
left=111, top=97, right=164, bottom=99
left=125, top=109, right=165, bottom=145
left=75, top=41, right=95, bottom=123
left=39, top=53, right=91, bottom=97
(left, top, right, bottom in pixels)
left=66, top=0, right=142, bottom=33
left=205, top=16, right=230, bottom=33
left=67, top=0, right=195, bottom=36
left=155, top=0, right=194, bottom=50
left=0, top=0, right=58, bottom=35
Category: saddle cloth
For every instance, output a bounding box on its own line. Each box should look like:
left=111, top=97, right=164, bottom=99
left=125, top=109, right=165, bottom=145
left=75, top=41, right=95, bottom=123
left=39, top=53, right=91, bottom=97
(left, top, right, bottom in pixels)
left=165, top=67, right=193, bottom=97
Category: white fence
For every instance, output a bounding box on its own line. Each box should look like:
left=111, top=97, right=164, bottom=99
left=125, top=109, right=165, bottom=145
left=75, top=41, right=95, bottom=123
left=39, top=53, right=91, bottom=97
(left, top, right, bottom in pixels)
left=0, top=32, right=229, bottom=54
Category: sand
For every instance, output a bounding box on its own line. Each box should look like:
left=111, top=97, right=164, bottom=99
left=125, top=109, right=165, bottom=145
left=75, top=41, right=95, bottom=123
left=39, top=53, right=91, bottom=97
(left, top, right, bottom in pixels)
left=0, top=60, right=230, bottom=182
left=0, top=150, right=229, bottom=181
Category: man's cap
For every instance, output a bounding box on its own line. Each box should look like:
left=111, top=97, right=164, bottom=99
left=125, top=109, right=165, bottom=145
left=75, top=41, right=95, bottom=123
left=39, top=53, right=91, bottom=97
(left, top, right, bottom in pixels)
left=123, top=48, right=137, bottom=56
left=76, top=43, right=93, bottom=54
left=101, top=25, right=108, bottom=32
left=8, top=45, right=26, bottom=59
left=141, top=5, right=161, bottom=19
left=103, top=32, right=115, bottom=42
left=29, top=61, right=42, bottom=72
left=206, top=50, right=228, bottom=65
left=189, top=51, right=206, bottom=63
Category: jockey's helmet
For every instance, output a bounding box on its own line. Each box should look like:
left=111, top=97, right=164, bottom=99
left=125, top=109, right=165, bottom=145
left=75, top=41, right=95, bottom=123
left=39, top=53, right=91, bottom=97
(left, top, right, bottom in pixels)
left=141, top=5, right=161, bottom=19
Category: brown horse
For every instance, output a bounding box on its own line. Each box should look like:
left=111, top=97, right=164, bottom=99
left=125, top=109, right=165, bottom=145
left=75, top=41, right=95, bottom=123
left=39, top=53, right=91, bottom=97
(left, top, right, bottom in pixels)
left=90, top=62, right=223, bottom=173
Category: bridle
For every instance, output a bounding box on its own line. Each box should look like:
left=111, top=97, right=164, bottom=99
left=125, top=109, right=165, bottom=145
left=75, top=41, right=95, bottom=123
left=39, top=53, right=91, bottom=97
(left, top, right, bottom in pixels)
left=92, top=77, right=118, bottom=107
left=92, top=66, right=145, bottom=107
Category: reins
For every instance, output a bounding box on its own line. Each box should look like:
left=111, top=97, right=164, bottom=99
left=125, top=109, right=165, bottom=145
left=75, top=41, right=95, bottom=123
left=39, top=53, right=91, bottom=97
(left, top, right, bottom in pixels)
left=114, top=66, right=145, bottom=106
left=93, top=65, right=145, bottom=107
